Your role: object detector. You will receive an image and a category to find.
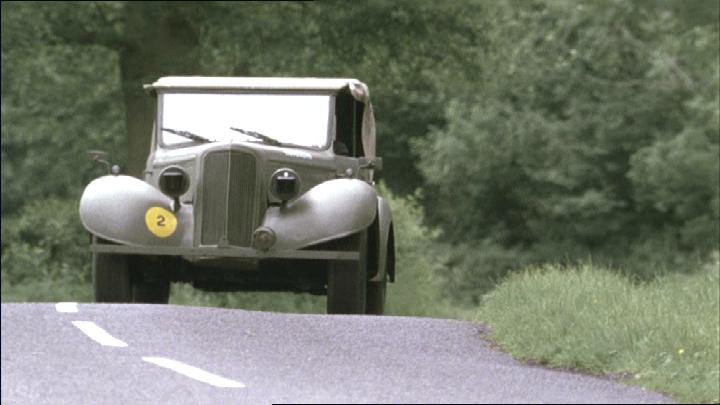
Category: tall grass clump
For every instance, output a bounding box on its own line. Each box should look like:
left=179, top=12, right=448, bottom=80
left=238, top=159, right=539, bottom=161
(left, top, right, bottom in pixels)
left=478, top=255, right=720, bottom=403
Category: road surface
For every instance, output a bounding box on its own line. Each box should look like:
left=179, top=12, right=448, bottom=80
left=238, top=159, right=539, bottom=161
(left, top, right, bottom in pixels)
left=1, top=303, right=674, bottom=404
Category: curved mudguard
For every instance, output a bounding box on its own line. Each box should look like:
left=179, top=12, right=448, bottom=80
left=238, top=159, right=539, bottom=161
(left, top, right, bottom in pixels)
left=261, top=179, right=378, bottom=250
left=79, top=175, right=193, bottom=247
left=370, top=196, right=394, bottom=282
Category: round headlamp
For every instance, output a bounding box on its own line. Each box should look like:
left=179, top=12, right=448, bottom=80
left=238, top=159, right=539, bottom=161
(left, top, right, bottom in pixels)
left=159, top=166, right=189, bottom=198
left=270, top=168, right=300, bottom=202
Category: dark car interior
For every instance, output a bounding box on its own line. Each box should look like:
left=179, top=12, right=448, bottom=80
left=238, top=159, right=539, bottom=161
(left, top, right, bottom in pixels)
left=334, top=88, right=365, bottom=158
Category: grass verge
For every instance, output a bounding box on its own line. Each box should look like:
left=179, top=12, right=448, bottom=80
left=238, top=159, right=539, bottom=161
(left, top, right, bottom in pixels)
left=477, top=258, right=720, bottom=403
left=1, top=276, right=93, bottom=303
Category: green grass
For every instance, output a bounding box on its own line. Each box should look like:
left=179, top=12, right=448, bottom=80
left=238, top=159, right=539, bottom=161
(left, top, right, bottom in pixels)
left=477, top=258, right=720, bottom=403
left=1, top=276, right=93, bottom=303
left=170, top=283, right=327, bottom=313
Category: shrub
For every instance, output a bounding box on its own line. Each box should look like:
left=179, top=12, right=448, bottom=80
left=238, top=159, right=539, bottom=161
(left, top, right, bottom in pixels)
left=2, top=197, right=91, bottom=289
left=379, top=185, right=451, bottom=317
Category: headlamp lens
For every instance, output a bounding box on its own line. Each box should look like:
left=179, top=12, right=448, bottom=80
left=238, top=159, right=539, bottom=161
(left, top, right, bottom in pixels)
left=159, top=167, right=189, bottom=197
left=270, top=168, right=300, bottom=202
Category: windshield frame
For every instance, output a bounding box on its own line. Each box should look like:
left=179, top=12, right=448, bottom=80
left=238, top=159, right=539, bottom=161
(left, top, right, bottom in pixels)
left=156, top=89, right=336, bottom=151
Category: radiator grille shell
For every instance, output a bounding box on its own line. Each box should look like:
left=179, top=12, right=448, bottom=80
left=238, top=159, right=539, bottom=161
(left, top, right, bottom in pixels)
left=200, top=150, right=262, bottom=247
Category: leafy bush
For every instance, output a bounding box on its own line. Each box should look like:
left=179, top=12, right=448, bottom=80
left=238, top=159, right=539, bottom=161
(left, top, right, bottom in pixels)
left=1, top=34, right=126, bottom=216
left=439, top=230, right=713, bottom=305
left=629, top=111, right=720, bottom=251
left=2, top=197, right=92, bottom=301
left=1, top=277, right=93, bottom=303
left=380, top=185, right=451, bottom=317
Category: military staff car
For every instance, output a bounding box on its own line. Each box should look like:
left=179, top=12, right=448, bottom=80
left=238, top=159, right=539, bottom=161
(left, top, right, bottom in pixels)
left=79, top=77, right=395, bottom=314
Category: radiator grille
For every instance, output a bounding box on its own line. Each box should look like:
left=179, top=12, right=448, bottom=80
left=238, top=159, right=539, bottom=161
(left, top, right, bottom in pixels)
left=200, top=150, right=259, bottom=246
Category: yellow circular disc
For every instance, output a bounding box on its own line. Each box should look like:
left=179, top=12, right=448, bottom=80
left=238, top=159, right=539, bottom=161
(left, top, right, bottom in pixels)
left=145, top=206, right=177, bottom=238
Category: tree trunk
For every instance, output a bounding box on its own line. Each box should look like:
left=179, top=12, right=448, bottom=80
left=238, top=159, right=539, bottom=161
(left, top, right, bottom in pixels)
left=119, top=2, right=201, bottom=177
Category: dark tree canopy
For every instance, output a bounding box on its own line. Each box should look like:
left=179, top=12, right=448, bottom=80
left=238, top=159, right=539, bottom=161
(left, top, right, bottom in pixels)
left=2, top=0, right=718, bottom=302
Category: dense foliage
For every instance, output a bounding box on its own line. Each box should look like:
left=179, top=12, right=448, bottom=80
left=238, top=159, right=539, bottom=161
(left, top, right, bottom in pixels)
left=2, top=1, right=718, bottom=306
left=416, top=1, right=719, bottom=300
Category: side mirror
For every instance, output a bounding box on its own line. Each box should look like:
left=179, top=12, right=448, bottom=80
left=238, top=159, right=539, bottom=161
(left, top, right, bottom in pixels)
left=359, top=157, right=383, bottom=172
left=87, top=149, right=108, bottom=161
left=87, top=150, right=121, bottom=175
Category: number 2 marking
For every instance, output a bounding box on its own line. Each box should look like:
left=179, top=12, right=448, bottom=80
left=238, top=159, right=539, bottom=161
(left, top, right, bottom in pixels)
left=145, top=207, right=176, bottom=238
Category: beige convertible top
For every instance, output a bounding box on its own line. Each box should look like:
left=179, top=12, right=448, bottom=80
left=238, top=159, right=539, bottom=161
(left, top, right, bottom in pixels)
left=145, top=76, right=370, bottom=102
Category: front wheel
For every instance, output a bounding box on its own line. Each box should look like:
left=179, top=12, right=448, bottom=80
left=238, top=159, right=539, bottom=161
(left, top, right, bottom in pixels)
left=93, top=253, right=170, bottom=304
left=365, top=276, right=387, bottom=315
left=133, top=278, right=170, bottom=304
left=93, top=253, right=133, bottom=302
left=327, top=231, right=367, bottom=314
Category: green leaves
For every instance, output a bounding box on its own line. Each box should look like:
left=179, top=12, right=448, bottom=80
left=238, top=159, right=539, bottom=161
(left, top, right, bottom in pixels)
left=413, top=1, right=719, bottom=297
left=2, top=1, right=717, bottom=306
left=1, top=197, right=91, bottom=286
left=2, top=3, right=126, bottom=214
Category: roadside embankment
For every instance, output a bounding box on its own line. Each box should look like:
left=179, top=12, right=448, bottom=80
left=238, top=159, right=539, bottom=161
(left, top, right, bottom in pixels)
left=476, top=258, right=720, bottom=403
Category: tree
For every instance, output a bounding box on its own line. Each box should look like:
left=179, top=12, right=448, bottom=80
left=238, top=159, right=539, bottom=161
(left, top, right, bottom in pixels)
left=1, top=2, right=125, bottom=214
left=39, top=1, right=203, bottom=177
left=418, top=0, right=719, bottom=256
left=4, top=1, right=490, bottom=189
left=195, top=0, right=487, bottom=193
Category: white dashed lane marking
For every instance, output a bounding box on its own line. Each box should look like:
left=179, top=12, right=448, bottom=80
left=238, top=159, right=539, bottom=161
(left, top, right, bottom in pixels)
left=142, top=357, right=245, bottom=388
left=55, top=302, right=78, bottom=313
left=72, top=321, right=128, bottom=347
left=58, top=304, right=242, bottom=389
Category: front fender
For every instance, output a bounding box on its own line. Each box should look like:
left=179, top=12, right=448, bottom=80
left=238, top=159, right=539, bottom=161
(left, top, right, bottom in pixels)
left=369, top=196, right=394, bottom=282
left=260, top=179, right=377, bottom=250
left=79, top=175, right=193, bottom=246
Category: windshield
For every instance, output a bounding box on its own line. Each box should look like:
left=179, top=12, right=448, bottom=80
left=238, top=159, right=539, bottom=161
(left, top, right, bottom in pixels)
left=160, top=92, right=333, bottom=149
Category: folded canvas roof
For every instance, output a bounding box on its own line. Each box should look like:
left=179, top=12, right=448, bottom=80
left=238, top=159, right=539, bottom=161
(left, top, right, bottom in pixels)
left=145, top=76, right=369, bottom=100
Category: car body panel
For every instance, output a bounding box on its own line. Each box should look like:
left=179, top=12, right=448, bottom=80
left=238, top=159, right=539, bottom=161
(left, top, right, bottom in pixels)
left=79, top=175, right=194, bottom=247
left=261, top=179, right=378, bottom=251
left=370, top=196, right=394, bottom=282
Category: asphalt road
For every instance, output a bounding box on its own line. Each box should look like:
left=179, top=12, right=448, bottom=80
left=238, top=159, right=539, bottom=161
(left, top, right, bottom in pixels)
left=1, top=303, right=674, bottom=404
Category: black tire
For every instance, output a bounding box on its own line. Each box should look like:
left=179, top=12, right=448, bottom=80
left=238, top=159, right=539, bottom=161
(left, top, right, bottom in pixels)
left=130, top=256, right=171, bottom=304
left=365, top=277, right=386, bottom=315
left=133, top=280, right=171, bottom=304
left=93, top=253, right=133, bottom=303
left=366, top=225, right=392, bottom=315
left=93, top=253, right=170, bottom=304
left=327, top=231, right=368, bottom=314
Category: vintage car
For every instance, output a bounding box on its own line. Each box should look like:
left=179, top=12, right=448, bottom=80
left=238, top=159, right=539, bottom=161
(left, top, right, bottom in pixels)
left=79, top=76, right=395, bottom=314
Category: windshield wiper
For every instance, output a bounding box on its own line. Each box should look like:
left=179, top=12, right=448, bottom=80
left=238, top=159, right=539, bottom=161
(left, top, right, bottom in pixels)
left=229, top=127, right=283, bottom=147
left=162, top=127, right=213, bottom=144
